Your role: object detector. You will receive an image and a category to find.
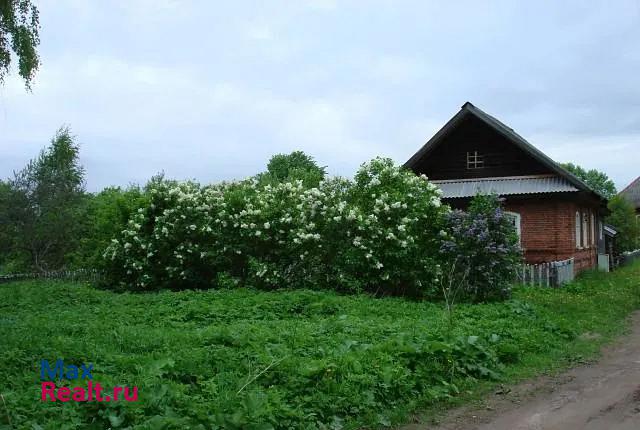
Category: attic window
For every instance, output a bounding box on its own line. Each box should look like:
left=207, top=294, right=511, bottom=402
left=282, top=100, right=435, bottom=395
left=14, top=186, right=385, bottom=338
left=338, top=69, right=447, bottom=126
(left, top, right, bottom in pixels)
left=466, top=151, right=484, bottom=169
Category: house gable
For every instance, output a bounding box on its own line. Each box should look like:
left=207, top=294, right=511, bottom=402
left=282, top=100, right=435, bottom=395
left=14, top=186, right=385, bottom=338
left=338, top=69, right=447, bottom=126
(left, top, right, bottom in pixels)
left=408, top=114, right=552, bottom=180
left=620, top=176, right=640, bottom=211
left=404, top=102, right=609, bottom=272
left=404, top=102, right=606, bottom=204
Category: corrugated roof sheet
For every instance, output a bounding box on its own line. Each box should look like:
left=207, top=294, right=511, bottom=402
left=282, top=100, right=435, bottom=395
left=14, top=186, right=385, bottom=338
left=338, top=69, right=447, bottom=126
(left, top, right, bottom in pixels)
left=432, top=175, right=579, bottom=199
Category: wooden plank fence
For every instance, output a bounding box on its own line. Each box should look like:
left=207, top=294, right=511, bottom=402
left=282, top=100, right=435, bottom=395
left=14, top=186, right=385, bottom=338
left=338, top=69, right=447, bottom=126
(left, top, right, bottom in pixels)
left=0, top=268, right=101, bottom=285
left=517, top=258, right=574, bottom=287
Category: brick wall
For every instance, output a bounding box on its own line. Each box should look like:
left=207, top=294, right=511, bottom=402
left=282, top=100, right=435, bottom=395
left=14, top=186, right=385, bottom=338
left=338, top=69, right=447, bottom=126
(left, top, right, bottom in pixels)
left=504, top=199, right=598, bottom=273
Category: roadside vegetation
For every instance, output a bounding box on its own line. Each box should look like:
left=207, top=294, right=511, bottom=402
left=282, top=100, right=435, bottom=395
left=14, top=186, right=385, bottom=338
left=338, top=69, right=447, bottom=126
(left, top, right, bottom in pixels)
left=1, top=132, right=520, bottom=304
left=2, top=127, right=639, bottom=430
left=1, top=262, right=639, bottom=429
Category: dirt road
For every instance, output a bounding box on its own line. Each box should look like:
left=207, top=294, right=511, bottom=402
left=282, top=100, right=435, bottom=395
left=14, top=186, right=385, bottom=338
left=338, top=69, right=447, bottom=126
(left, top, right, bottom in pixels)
left=408, top=311, right=640, bottom=430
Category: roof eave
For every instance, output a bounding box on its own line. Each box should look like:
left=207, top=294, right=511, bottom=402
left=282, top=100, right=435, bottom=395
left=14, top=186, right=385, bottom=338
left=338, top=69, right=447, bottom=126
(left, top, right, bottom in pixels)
left=403, top=106, right=469, bottom=169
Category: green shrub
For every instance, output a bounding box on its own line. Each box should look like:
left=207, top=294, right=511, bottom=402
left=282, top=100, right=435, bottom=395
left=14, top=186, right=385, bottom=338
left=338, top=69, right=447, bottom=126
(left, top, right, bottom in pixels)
left=103, top=158, right=447, bottom=296
left=497, top=342, right=520, bottom=364
left=70, top=185, right=149, bottom=269
left=439, top=194, right=522, bottom=302
left=607, top=195, right=640, bottom=253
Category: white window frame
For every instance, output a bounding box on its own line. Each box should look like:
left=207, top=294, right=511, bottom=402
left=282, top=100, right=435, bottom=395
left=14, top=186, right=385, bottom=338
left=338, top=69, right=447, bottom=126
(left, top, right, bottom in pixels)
left=599, top=220, right=603, bottom=241
left=466, top=151, right=484, bottom=169
left=575, top=211, right=582, bottom=249
left=505, top=211, right=521, bottom=245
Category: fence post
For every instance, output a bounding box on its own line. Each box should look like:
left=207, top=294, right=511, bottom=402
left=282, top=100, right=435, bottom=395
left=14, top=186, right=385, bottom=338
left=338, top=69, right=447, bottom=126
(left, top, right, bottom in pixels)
left=537, top=264, right=541, bottom=287
left=530, top=265, right=534, bottom=285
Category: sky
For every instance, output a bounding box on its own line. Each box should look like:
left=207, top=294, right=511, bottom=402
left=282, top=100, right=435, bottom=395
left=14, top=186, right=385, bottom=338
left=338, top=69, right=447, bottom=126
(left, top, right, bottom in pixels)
left=1, top=0, right=639, bottom=192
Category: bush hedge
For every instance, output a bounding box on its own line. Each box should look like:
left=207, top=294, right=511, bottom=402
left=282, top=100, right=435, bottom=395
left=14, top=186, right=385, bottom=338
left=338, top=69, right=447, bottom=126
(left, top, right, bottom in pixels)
left=104, top=158, right=448, bottom=297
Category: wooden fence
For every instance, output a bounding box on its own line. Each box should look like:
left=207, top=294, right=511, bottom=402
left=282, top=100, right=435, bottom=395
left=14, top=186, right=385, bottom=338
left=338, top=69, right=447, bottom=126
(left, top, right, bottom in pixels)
left=0, top=269, right=101, bottom=285
left=517, top=258, right=574, bottom=287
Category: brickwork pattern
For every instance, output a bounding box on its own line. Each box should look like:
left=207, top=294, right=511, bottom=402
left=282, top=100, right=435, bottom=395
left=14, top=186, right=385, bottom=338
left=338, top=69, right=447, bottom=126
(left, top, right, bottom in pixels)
left=505, top=199, right=598, bottom=274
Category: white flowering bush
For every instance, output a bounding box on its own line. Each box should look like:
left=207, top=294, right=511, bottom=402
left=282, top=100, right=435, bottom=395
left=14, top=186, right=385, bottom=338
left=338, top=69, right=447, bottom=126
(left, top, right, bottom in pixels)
left=103, top=158, right=448, bottom=296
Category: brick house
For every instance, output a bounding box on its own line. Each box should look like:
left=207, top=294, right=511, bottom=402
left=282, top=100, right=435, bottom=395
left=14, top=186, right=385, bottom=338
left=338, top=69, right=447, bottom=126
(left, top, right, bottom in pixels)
left=405, top=102, right=609, bottom=273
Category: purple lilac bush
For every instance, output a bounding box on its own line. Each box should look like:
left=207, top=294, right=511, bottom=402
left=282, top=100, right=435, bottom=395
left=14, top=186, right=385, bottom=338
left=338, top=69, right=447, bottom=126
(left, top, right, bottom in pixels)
left=439, top=194, right=522, bottom=302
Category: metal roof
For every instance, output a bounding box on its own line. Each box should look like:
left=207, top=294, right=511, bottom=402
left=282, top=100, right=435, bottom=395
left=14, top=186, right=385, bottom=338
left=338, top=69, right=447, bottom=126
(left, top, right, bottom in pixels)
left=431, top=175, right=579, bottom=199
left=604, top=224, right=618, bottom=236
left=404, top=102, right=607, bottom=203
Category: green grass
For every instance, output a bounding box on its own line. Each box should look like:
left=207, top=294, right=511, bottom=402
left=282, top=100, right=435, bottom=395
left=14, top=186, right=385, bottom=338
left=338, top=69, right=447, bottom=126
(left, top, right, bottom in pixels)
left=1, top=263, right=639, bottom=429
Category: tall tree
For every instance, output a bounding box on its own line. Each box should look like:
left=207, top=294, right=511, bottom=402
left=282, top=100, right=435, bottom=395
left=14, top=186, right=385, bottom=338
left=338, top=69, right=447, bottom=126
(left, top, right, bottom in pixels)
left=0, top=0, right=40, bottom=88
left=259, top=151, right=327, bottom=188
left=71, top=185, right=148, bottom=269
left=560, top=163, right=617, bottom=199
left=607, top=195, right=640, bottom=254
left=0, top=180, right=13, bottom=263
left=4, top=127, right=86, bottom=270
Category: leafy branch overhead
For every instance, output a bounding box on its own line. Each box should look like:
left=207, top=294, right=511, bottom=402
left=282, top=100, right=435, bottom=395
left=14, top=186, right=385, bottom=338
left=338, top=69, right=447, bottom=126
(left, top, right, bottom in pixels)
left=0, top=0, right=41, bottom=88
left=560, top=162, right=617, bottom=199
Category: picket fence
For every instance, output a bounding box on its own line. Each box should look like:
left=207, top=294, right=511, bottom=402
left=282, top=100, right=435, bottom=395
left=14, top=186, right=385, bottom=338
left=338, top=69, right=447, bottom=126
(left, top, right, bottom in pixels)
left=517, top=258, right=574, bottom=288
left=0, top=268, right=101, bottom=285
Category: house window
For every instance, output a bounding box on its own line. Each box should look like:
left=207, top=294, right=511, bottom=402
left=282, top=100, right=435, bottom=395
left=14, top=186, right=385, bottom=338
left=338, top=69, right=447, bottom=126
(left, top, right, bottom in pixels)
left=575, top=211, right=581, bottom=249
left=591, top=213, right=596, bottom=246
left=582, top=211, right=589, bottom=248
left=466, top=151, right=484, bottom=169
left=504, top=211, right=521, bottom=245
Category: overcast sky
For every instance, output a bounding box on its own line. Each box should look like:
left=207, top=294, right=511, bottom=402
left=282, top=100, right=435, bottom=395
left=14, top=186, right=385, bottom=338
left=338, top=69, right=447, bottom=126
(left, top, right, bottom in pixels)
left=1, top=0, right=639, bottom=191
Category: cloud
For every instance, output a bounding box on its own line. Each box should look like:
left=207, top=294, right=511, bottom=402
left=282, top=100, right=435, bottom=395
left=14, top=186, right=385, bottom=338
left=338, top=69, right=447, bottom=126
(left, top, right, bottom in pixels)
left=305, top=0, right=338, bottom=11
left=1, top=51, right=379, bottom=189
left=527, top=132, right=640, bottom=191
left=245, top=22, right=275, bottom=41
left=2, top=1, right=640, bottom=193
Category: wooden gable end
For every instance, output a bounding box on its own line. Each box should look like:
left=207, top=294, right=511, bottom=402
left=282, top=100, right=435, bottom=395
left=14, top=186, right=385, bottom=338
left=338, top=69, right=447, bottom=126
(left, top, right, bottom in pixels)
left=412, top=115, right=553, bottom=180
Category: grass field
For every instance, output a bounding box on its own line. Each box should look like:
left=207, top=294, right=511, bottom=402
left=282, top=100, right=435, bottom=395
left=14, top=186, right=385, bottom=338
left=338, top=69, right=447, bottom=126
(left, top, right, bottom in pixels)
left=1, top=262, right=639, bottom=429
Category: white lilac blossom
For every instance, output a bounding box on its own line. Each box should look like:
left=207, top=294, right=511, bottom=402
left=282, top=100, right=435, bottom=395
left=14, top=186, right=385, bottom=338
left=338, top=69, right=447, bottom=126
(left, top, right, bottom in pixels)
left=104, top=157, right=447, bottom=296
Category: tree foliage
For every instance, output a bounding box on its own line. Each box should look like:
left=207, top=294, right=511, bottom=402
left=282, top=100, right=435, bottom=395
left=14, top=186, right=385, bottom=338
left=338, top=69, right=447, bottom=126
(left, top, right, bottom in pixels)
left=606, top=195, right=640, bottom=254
left=258, top=151, right=326, bottom=188
left=1, top=127, right=85, bottom=271
left=70, top=186, right=149, bottom=269
left=560, top=162, right=617, bottom=199
left=0, top=180, right=13, bottom=261
left=0, top=0, right=40, bottom=88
